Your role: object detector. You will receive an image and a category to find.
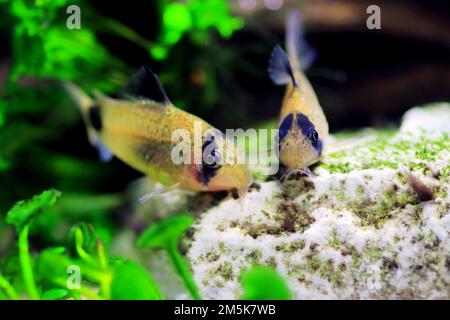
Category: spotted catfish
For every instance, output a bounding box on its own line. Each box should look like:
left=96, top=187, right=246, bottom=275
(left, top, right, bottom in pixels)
left=66, top=66, right=251, bottom=197
left=268, top=11, right=329, bottom=177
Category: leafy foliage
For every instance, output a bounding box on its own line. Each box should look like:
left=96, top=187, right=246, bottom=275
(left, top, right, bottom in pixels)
left=110, top=261, right=163, bottom=300
left=6, top=189, right=61, bottom=231
left=137, top=214, right=201, bottom=300
left=1, top=190, right=166, bottom=300
left=241, top=266, right=292, bottom=300
left=42, top=288, right=69, bottom=300
left=1, top=189, right=292, bottom=300
left=151, top=0, right=243, bottom=60
left=137, top=214, right=194, bottom=249
left=7, top=0, right=128, bottom=92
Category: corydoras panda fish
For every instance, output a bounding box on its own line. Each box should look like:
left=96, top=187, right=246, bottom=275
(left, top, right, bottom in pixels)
left=66, top=66, right=251, bottom=197
left=268, top=11, right=329, bottom=176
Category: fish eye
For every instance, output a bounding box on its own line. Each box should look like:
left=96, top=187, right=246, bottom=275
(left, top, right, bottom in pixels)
left=310, top=129, right=319, bottom=142
left=204, top=148, right=222, bottom=169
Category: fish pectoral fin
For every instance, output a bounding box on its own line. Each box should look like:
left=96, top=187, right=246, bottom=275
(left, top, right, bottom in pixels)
left=94, top=140, right=113, bottom=162
left=138, top=182, right=180, bottom=203
left=325, top=135, right=376, bottom=155
left=268, top=45, right=297, bottom=87
left=118, top=65, right=170, bottom=106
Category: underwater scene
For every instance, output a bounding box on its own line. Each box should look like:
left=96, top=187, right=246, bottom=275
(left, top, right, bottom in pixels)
left=0, top=0, right=449, bottom=302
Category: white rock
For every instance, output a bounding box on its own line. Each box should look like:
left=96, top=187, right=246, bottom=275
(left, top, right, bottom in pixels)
left=187, top=103, right=450, bottom=299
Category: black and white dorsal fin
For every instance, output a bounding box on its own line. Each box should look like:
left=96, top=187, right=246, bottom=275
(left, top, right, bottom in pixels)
left=119, top=65, right=170, bottom=105
left=268, top=44, right=297, bottom=87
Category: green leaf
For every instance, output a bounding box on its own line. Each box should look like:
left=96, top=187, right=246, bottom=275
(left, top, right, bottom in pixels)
left=108, top=256, right=126, bottom=269
left=136, top=214, right=200, bottom=300
left=0, top=274, right=19, bottom=300
left=153, top=0, right=243, bottom=60
left=18, top=224, right=39, bottom=299
left=42, top=288, right=68, bottom=300
left=37, top=249, right=108, bottom=300
left=241, top=266, right=292, bottom=300
left=6, top=189, right=61, bottom=231
left=110, top=261, right=164, bottom=300
left=68, top=223, right=98, bottom=256
left=37, top=248, right=104, bottom=284
left=37, top=249, right=75, bottom=282
left=137, top=214, right=194, bottom=249
left=167, top=246, right=201, bottom=300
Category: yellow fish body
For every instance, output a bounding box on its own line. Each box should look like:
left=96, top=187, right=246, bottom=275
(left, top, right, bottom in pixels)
left=269, top=11, right=329, bottom=172
left=67, top=66, right=251, bottom=195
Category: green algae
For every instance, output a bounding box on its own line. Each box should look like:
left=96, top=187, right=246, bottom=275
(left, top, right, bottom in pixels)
left=264, top=257, right=277, bottom=268
left=246, top=250, right=262, bottom=264
left=366, top=248, right=383, bottom=261
left=205, top=251, right=220, bottom=263
left=216, top=262, right=233, bottom=281
left=329, top=232, right=341, bottom=250
left=275, top=240, right=306, bottom=253
left=321, top=130, right=450, bottom=175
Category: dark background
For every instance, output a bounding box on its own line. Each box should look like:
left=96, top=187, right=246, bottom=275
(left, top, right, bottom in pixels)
left=90, top=0, right=450, bottom=130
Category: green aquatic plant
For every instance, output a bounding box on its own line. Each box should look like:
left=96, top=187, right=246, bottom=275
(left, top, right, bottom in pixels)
left=5, top=189, right=61, bottom=299
left=320, top=128, right=450, bottom=175
left=0, top=190, right=165, bottom=300
left=6, top=189, right=61, bottom=230
left=0, top=0, right=130, bottom=212
left=152, top=0, right=243, bottom=60
left=0, top=189, right=299, bottom=300
left=110, top=261, right=164, bottom=300
left=6, top=0, right=128, bottom=92
left=240, top=266, right=292, bottom=300
left=38, top=222, right=164, bottom=300
left=0, top=274, right=19, bottom=300
left=137, top=214, right=201, bottom=300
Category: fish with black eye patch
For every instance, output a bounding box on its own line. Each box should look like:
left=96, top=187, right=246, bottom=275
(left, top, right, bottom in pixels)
left=269, top=11, right=329, bottom=177
left=197, top=135, right=222, bottom=186
left=278, top=112, right=323, bottom=175
left=65, top=64, right=251, bottom=198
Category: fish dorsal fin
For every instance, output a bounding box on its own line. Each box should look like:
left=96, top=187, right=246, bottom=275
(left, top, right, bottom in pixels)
left=268, top=45, right=297, bottom=87
left=286, top=10, right=316, bottom=71
left=119, top=65, right=170, bottom=105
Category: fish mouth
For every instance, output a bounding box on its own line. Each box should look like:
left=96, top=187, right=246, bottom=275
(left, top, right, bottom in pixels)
left=206, top=170, right=251, bottom=194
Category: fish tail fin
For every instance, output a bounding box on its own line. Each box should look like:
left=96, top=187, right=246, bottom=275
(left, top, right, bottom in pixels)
left=268, top=10, right=316, bottom=86
left=286, top=10, right=316, bottom=71
left=64, top=82, right=93, bottom=114
left=63, top=82, right=113, bottom=162
left=63, top=82, right=96, bottom=142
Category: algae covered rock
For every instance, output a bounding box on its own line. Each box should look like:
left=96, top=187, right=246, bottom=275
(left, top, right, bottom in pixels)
left=187, top=103, right=450, bottom=299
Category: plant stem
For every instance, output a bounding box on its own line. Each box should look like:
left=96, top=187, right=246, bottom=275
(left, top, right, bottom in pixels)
left=166, top=242, right=201, bottom=300
left=95, top=240, right=112, bottom=299
left=99, top=273, right=112, bottom=300
left=0, top=274, right=19, bottom=300
left=100, top=18, right=155, bottom=51
left=74, top=228, right=96, bottom=265
left=96, top=240, right=107, bottom=269
left=53, top=278, right=103, bottom=300
left=18, top=224, right=39, bottom=299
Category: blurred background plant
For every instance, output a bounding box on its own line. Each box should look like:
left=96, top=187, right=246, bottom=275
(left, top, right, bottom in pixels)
left=0, top=0, right=449, bottom=299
